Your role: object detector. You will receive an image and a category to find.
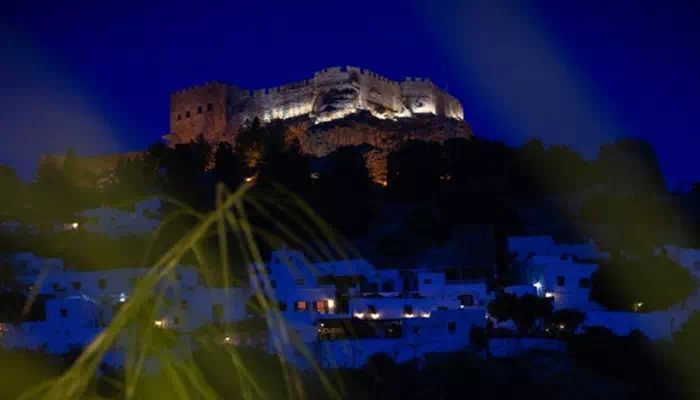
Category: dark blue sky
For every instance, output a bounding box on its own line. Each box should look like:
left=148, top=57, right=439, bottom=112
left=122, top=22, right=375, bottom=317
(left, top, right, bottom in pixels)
left=2, top=0, right=699, bottom=187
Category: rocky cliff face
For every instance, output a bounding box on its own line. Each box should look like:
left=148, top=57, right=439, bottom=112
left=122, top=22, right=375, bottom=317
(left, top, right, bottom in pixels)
left=288, top=111, right=473, bottom=182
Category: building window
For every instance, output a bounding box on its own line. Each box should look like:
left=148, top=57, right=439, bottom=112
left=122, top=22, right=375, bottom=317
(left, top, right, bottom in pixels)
left=212, top=304, right=223, bottom=321
left=315, top=301, right=329, bottom=314
left=279, top=302, right=287, bottom=312
left=60, top=308, right=68, bottom=318
left=177, top=114, right=181, bottom=121
left=174, top=316, right=180, bottom=326
left=295, top=279, right=304, bottom=286
left=423, top=279, right=432, bottom=285
left=98, top=279, right=107, bottom=290
left=459, top=294, right=475, bottom=307
left=579, top=278, right=590, bottom=288
left=369, top=283, right=379, bottom=292
left=185, top=111, right=191, bottom=118
left=175, top=273, right=183, bottom=281
left=448, top=322, right=456, bottom=334
left=381, top=281, right=393, bottom=292
left=207, top=103, right=213, bottom=111
left=181, top=300, right=188, bottom=311
left=556, top=276, right=565, bottom=287
left=270, top=280, right=277, bottom=289
left=197, top=106, right=203, bottom=114
left=294, top=301, right=308, bottom=312
left=71, top=281, right=81, bottom=290
left=367, top=305, right=377, bottom=314
left=403, top=304, right=413, bottom=315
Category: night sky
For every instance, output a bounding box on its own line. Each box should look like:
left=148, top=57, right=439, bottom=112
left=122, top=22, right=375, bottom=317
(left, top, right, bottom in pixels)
left=2, top=0, right=699, bottom=187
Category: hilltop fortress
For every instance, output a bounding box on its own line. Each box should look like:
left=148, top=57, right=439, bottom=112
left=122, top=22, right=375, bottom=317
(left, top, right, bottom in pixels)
left=40, top=67, right=470, bottom=183
left=164, top=66, right=465, bottom=145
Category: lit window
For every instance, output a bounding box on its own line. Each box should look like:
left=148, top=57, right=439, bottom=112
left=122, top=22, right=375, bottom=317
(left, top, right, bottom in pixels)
left=294, top=301, right=308, bottom=312
left=459, top=294, right=474, bottom=307
left=315, top=301, right=328, bottom=314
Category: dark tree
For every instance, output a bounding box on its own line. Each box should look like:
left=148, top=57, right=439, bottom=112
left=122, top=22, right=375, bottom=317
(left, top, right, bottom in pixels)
left=311, top=146, right=376, bottom=238
left=213, top=141, right=243, bottom=191
left=590, top=253, right=696, bottom=311
left=387, top=140, right=446, bottom=203
left=487, top=293, right=553, bottom=334
left=256, top=120, right=311, bottom=195
left=595, top=138, right=666, bottom=193
left=550, top=308, right=585, bottom=335
left=160, top=135, right=212, bottom=210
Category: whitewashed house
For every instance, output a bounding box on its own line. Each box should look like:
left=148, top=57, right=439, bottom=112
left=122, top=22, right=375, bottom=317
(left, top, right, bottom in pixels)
left=4, top=296, right=104, bottom=354
left=75, top=198, right=162, bottom=238
left=247, top=248, right=338, bottom=351
left=349, top=297, right=461, bottom=320
left=523, top=256, right=601, bottom=311
left=18, top=265, right=199, bottom=305
left=318, top=308, right=487, bottom=369
left=158, top=286, right=250, bottom=332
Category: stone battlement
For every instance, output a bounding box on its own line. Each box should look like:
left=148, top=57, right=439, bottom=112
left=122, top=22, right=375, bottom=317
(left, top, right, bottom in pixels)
left=165, top=66, right=464, bottom=145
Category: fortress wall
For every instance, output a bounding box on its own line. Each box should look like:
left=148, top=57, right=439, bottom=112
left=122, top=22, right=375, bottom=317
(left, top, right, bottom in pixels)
left=401, top=78, right=438, bottom=115
left=348, top=66, right=404, bottom=118
left=167, top=66, right=464, bottom=145
left=170, top=82, right=232, bottom=144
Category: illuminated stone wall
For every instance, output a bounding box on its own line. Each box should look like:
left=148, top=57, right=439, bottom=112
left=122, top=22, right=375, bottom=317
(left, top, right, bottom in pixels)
left=166, top=66, right=464, bottom=145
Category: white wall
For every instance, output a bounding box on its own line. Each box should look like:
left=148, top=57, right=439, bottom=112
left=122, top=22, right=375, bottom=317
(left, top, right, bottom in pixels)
left=18, top=266, right=199, bottom=302
left=5, top=297, right=103, bottom=354
left=524, top=257, right=599, bottom=311
left=318, top=309, right=486, bottom=369
left=349, top=297, right=463, bottom=320
left=76, top=198, right=161, bottom=238
left=159, top=287, right=250, bottom=331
